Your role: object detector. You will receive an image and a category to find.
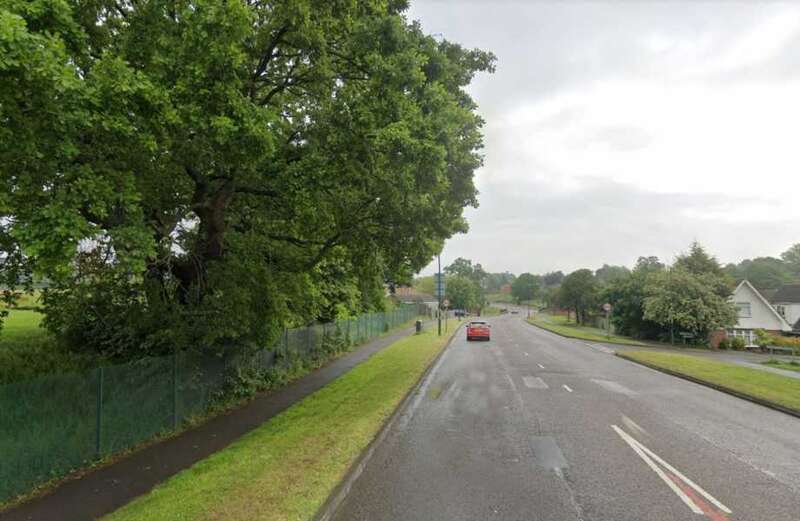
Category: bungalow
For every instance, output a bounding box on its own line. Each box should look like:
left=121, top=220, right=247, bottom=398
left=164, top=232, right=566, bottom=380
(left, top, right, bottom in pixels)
left=770, top=284, right=800, bottom=334
left=727, top=280, right=792, bottom=346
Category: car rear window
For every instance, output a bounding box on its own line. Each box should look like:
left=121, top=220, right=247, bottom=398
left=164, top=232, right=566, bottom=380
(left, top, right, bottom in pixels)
left=470, top=321, right=487, bottom=326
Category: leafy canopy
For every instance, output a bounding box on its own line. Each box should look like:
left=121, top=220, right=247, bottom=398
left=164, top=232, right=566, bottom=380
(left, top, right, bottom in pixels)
left=0, top=0, right=495, bottom=356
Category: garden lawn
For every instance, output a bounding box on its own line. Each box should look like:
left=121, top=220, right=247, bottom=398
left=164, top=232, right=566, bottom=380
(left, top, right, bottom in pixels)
left=527, top=313, right=646, bottom=346
left=619, top=351, right=800, bottom=412
left=104, top=328, right=450, bottom=521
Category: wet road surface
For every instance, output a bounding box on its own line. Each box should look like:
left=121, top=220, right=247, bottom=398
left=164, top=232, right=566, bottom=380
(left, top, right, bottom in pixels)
left=331, top=313, right=800, bottom=521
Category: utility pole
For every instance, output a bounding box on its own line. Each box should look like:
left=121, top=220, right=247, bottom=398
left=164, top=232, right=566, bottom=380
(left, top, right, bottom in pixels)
left=437, top=254, right=442, bottom=337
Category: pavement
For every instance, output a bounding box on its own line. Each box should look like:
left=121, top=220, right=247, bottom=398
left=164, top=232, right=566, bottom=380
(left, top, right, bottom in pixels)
left=2, top=324, right=421, bottom=521
left=331, top=313, right=800, bottom=521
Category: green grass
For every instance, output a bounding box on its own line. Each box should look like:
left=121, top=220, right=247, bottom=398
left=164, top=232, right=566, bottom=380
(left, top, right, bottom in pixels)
left=0, top=309, right=92, bottom=385
left=487, top=293, right=514, bottom=303
left=619, top=351, right=800, bottom=412
left=763, top=359, right=800, bottom=373
left=527, top=313, right=646, bottom=346
left=104, top=328, right=450, bottom=521
left=481, top=306, right=502, bottom=317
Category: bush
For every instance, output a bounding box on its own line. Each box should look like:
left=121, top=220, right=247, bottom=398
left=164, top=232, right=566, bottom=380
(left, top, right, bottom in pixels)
left=717, top=338, right=730, bottom=350
left=730, top=337, right=747, bottom=351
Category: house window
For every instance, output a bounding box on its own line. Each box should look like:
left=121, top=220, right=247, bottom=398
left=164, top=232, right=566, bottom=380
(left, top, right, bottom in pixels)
left=727, top=329, right=756, bottom=345
left=735, top=302, right=751, bottom=318
left=777, top=305, right=786, bottom=318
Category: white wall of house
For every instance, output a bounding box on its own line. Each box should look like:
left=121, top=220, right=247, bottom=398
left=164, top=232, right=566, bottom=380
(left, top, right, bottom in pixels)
left=774, top=302, right=800, bottom=328
left=730, top=281, right=792, bottom=332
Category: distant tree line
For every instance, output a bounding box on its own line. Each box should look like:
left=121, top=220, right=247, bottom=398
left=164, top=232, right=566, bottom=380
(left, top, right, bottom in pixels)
left=416, top=241, right=800, bottom=342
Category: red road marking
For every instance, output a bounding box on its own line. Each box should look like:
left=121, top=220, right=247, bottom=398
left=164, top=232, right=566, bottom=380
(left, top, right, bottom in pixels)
left=666, top=471, right=730, bottom=521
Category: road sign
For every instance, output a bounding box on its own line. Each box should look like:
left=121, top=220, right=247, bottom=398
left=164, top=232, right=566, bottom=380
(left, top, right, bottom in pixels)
left=443, top=299, right=450, bottom=308
left=602, top=303, right=612, bottom=312
left=435, top=273, right=446, bottom=298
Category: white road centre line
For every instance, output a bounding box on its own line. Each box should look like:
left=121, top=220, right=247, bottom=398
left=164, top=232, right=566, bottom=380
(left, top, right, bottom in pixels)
left=622, top=415, right=648, bottom=438
left=612, top=425, right=732, bottom=515
left=611, top=425, right=703, bottom=515
left=628, top=432, right=732, bottom=514
left=537, top=363, right=545, bottom=369
left=562, top=384, right=573, bottom=393
left=524, top=352, right=529, bottom=356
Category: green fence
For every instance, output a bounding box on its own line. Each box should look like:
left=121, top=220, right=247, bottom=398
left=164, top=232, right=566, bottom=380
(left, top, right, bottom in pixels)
left=0, top=303, right=427, bottom=504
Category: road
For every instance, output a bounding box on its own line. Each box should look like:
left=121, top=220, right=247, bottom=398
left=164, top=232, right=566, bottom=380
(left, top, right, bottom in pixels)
left=331, top=313, right=800, bottom=521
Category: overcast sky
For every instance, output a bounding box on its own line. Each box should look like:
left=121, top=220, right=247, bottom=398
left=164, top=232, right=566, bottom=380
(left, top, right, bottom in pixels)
left=411, top=0, right=800, bottom=276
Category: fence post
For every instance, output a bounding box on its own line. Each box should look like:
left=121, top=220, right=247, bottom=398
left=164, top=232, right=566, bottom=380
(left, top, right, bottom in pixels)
left=172, top=351, right=178, bottom=430
left=95, top=367, right=104, bottom=458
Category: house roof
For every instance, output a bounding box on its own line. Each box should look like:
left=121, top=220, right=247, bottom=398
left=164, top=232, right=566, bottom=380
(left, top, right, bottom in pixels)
left=771, top=284, right=800, bottom=304
left=760, top=288, right=778, bottom=302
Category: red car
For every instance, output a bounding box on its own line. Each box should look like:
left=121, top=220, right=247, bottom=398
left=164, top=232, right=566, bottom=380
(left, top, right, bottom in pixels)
left=466, top=320, right=491, bottom=341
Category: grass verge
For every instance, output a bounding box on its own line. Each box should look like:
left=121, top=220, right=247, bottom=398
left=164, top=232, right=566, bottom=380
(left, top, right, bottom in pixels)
left=618, top=351, right=800, bottom=413
left=104, top=327, right=451, bottom=521
left=763, top=359, right=800, bottom=373
left=527, top=313, right=646, bottom=346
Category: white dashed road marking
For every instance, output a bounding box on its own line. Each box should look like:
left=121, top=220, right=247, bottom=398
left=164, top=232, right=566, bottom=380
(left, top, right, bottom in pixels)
left=562, top=384, right=573, bottom=393
left=537, top=363, right=545, bottom=369
left=522, top=376, right=549, bottom=389
left=591, top=379, right=636, bottom=396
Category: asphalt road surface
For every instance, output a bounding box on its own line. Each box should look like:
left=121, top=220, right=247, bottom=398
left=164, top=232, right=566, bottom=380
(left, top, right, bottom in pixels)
left=331, top=313, right=800, bottom=521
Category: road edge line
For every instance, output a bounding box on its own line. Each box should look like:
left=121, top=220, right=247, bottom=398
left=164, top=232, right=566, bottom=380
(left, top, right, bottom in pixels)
left=313, top=322, right=464, bottom=521
left=616, top=353, right=800, bottom=420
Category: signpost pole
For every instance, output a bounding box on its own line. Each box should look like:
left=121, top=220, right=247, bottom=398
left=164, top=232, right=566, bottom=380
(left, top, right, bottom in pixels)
left=437, top=254, right=442, bottom=337
left=603, top=303, right=612, bottom=340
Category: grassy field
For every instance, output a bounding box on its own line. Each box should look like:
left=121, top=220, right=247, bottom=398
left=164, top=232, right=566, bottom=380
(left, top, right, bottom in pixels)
left=486, top=293, right=514, bottom=303
left=104, top=327, right=451, bottom=521
left=0, top=310, right=94, bottom=385
left=619, top=351, right=800, bottom=412
left=527, top=313, right=646, bottom=346
left=763, top=359, right=800, bottom=373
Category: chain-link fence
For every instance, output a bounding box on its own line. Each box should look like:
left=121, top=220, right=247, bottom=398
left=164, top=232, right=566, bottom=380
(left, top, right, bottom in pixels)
left=0, top=303, right=428, bottom=504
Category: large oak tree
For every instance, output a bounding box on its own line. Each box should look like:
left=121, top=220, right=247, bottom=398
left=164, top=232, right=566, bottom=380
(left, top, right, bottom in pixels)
left=0, top=0, right=494, bottom=356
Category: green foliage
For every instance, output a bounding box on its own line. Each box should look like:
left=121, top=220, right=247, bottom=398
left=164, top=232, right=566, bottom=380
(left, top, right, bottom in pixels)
left=643, top=267, right=738, bottom=339
left=730, top=336, right=746, bottom=351
left=674, top=241, right=733, bottom=295
left=754, top=328, right=771, bottom=348
left=511, top=272, right=539, bottom=304
left=717, top=338, right=730, bottom=350
left=558, top=269, right=597, bottom=324
left=602, top=256, right=666, bottom=339
left=0, top=310, right=94, bottom=384
left=413, top=275, right=435, bottom=296
left=445, top=275, right=480, bottom=311
left=781, top=243, right=800, bottom=278
left=594, top=264, right=630, bottom=284
left=724, top=257, right=795, bottom=290
left=0, top=1, right=494, bottom=357
left=541, top=271, right=564, bottom=288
